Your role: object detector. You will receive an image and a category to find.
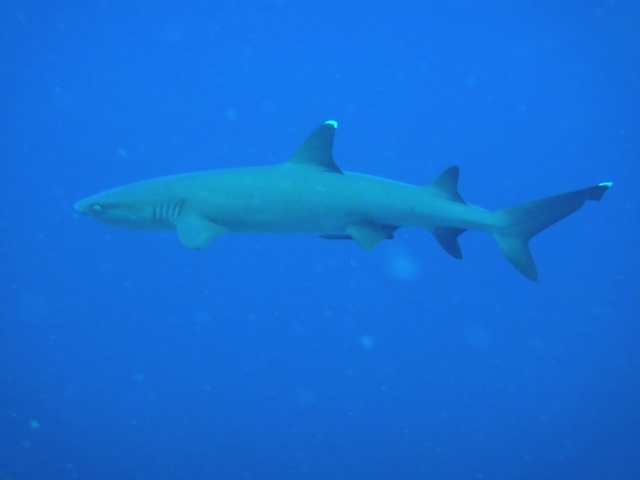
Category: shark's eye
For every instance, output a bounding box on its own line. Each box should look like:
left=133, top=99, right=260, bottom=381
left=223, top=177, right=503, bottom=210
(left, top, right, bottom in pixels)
left=91, top=204, right=103, bottom=213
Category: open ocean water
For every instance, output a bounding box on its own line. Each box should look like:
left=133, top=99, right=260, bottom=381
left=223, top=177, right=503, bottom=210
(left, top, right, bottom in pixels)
left=1, top=1, right=638, bottom=479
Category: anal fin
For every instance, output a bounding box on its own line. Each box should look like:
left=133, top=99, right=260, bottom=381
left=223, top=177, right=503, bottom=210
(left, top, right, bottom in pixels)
left=431, top=226, right=466, bottom=259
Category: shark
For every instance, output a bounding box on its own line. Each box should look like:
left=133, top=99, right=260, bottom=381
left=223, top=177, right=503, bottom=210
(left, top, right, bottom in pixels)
left=75, top=120, right=611, bottom=280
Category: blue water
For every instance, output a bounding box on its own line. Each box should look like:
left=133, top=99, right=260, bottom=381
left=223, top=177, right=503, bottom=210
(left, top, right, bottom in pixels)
left=2, top=2, right=639, bottom=479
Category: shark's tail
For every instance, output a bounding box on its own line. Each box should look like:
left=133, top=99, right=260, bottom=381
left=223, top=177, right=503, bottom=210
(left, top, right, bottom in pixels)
left=491, top=182, right=612, bottom=280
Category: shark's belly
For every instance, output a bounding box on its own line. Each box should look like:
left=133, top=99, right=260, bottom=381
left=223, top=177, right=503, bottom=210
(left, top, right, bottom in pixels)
left=212, top=202, right=358, bottom=234
left=187, top=166, right=490, bottom=235
left=201, top=184, right=425, bottom=234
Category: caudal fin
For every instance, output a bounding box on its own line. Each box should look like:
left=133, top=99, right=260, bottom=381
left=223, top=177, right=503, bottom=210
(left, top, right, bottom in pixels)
left=492, top=182, right=612, bottom=281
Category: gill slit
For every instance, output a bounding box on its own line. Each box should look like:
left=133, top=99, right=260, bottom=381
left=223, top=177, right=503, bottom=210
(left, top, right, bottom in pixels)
left=154, top=199, right=185, bottom=221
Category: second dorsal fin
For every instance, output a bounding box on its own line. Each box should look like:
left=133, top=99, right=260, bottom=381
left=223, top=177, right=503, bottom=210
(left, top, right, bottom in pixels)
left=428, top=166, right=466, bottom=203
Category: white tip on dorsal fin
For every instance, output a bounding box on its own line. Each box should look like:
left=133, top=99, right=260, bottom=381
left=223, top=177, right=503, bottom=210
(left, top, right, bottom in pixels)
left=288, top=120, right=343, bottom=174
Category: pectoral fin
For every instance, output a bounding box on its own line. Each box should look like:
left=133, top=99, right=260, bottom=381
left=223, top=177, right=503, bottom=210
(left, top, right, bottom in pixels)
left=176, top=215, right=227, bottom=248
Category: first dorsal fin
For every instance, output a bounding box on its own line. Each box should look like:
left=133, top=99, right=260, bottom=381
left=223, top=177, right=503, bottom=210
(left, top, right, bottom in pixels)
left=288, top=120, right=343, bottom=174
left=428, top=166, right=466, bottom=204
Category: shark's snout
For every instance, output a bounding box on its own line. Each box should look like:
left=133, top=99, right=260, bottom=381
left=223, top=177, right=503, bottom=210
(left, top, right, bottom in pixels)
left=74, top=199, right=90, bottom=214
left=74, top=196, right=106, bottom=217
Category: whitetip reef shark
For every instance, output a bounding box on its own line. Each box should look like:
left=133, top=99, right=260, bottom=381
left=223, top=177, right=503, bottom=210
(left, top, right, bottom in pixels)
left=75, top=120, right=611, bottom=280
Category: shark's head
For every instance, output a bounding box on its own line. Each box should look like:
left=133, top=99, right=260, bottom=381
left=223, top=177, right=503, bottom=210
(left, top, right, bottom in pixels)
left=75, top=182, right=173, bottom=230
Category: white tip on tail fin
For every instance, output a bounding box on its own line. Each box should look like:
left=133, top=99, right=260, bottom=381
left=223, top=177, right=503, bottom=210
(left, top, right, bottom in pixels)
left=491, top=182, right=612, bottom=280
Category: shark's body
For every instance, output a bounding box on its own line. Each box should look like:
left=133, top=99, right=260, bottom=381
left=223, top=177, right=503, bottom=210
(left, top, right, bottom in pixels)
left=75, top=121, right=611, bottom=280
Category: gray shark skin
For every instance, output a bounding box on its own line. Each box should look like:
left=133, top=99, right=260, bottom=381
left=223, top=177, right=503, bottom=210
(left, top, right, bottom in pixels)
left=75, top=121, right=611, bottom=280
